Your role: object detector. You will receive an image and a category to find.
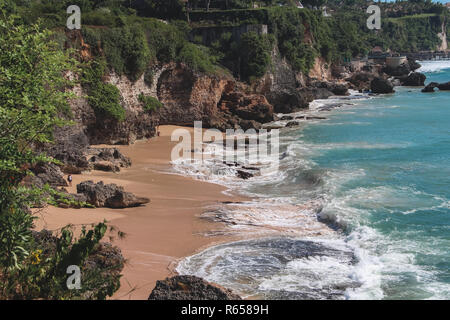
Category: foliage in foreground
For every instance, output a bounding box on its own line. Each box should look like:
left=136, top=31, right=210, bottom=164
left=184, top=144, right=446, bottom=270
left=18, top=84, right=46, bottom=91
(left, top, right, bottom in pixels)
left=0, top=12, right=123, bottom=300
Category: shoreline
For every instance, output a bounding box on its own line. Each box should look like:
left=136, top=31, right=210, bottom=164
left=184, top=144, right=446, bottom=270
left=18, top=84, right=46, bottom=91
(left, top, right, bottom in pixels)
left=34, top=125, right=247, bottom=300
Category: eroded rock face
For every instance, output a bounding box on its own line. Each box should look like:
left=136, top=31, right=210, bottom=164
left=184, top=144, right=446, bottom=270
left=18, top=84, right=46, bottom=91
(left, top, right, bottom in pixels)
left=148, top=275, right=241, bottom=300
left=76, top=181, right=150, bottom=208
left=371, top=77, right=395, bottom=94
left=156, top=64, right=274, bottom=131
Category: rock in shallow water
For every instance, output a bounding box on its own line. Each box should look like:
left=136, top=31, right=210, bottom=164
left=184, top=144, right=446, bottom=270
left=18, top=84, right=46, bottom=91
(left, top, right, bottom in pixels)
left=370, top=77, right=395, bottom=94
left=401, top=72, right=426, bottom=86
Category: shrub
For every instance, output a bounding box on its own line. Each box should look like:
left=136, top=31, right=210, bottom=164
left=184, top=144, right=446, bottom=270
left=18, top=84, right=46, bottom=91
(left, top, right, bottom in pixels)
left=138, top=93, right=163, bottom=112
left=81, top=59, right=125, bottom=122
left=89, top=82, right=125, bottom=122
left=177, top=42, right=219, bottom=74
left=238, top=32, right=273, bottom=81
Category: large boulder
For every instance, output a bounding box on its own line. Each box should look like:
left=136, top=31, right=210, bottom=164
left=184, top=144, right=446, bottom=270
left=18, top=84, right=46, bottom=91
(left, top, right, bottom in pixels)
left=148, top=275, right=241, bottom=300
left=401, top=72, right=426, bottom=86
left=371, top=77, right=395, bottom=94
left=76, top=181, right=150, bottom=208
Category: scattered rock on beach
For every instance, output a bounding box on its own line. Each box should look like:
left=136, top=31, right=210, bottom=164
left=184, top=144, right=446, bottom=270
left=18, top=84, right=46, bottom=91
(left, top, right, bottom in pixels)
left=76, top=181, right=150, bottom=208
left=148, top=275, right=241, bottom=300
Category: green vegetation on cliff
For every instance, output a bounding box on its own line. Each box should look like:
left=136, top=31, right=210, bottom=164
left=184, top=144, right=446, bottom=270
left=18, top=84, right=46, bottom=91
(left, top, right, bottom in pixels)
left=81, top=59, right=126, bottom=122
left=139, top=93, right=164, bottom=112
left=9, top=1, right=450, bottom=80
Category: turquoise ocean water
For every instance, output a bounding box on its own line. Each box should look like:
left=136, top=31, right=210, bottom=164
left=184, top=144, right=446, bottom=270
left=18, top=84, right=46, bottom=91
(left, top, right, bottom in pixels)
left=176, top=61, right=450, bottom=300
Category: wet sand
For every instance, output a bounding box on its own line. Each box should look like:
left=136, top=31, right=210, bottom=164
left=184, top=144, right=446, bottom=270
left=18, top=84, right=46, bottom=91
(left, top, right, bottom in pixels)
left=34, top=126, right=244, bottom=300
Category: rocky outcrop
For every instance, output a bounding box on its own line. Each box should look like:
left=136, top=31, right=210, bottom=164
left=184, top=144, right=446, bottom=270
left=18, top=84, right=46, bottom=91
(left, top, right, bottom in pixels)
left=422, top=82, right=439, bottom=93
left=422, top=81, right=450, bottom=92
left=76, top=181, right=150, bottom=208
left=22, top=163, right=68, bottom=188
left=347, top=72, right=376, bottom=91
left=148, top=275, right=241, bottom=300
left=310, top=81, right=349, bottom=96
left=407, top=58, right=422, bottom=72
left=63, top=72, right=159, bottom=146
left=45, top=142, right=131, bottom=174
left=437, top=81, right=450, bottom=90
left=86, top=148, right=131, bottom=173
left=219, top=91, right=274, bottom=125
left=383, top=63, right=411, bottom=77
left=156, top=64, right=274, bottom=131
left=265, top=89, right=309, bottom=113
left=371, top=77, right=395, bottom=94
left=400, top=72, right=426, bottom=86
left=383, top=58, right=421, bottom=78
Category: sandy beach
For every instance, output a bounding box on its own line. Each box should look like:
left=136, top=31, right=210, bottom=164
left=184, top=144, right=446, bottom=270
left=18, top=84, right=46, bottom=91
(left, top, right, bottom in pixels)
left=34, top=125, right=244, bottom=300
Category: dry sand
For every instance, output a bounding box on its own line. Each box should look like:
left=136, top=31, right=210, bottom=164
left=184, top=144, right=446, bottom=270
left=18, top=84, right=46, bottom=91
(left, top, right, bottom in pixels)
left=34, top=125, right=244, bottom=300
